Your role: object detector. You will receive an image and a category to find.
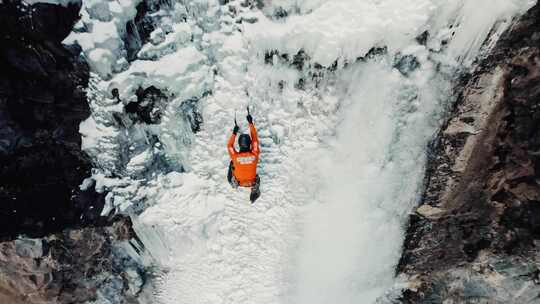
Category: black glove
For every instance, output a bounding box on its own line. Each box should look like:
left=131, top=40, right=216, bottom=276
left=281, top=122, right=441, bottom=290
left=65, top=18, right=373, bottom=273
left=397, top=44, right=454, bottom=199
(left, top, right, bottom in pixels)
left=233, top=125, right=239, bottom=134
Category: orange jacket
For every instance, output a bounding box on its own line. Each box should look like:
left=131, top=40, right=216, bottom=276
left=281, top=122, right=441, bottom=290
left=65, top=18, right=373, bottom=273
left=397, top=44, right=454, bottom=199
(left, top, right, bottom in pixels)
left=228, top=123, right=260, bottom=187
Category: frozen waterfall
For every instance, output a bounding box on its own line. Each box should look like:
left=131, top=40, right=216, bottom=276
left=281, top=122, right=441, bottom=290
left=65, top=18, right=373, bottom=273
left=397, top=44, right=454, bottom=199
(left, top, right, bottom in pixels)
left=67, top=0, right=535, bottom=303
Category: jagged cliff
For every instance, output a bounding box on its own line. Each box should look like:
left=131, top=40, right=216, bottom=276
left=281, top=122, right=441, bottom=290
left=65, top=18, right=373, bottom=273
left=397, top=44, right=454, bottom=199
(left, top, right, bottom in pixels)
left=399, top=4, right=540, bottom=303
left=0, top=1, right=148, bottom=303
left=0, top=0, right=103, bottom=239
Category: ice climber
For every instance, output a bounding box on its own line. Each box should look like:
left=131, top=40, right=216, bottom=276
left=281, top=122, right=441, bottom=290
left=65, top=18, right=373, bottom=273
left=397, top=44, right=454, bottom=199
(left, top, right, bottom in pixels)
left=227, top=107, right=261, bottom=203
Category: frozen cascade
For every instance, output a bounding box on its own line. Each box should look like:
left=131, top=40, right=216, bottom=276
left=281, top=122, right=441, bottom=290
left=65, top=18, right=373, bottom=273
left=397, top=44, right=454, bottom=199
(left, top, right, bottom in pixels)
left=66, top=0, right=535, bottom=303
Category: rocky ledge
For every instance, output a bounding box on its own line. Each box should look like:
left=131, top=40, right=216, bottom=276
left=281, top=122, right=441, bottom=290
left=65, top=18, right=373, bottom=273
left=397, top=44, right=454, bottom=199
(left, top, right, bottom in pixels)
left=399, top=3, right=540, bottom=303
left=0, top=216, right=148, bottom=304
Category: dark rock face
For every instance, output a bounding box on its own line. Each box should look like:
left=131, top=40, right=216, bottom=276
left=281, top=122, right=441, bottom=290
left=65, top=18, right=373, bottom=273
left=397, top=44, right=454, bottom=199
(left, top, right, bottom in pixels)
left=0, top=216, right=147, bottom=304
left=0, top=0, right=104, bottom=239
left=124, top=0, right=165, bottom=61
left=399, top=4, right=540, bottom=303
left=394, top=54, right=421, bottom=76
left=181, top=97, right=204, bottom=133
left=126, top=86, right=168, bottom=124
left=125, top=1, right=154, bottom=61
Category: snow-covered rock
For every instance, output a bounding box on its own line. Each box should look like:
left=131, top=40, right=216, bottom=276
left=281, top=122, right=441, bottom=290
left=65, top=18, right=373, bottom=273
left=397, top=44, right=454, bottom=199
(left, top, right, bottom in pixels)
left=23, top=0, right=78, bottom=7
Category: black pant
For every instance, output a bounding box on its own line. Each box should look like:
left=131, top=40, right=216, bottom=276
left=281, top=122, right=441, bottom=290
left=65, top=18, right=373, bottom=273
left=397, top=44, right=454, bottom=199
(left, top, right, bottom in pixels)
left=227, top=161, right=236, bottom=187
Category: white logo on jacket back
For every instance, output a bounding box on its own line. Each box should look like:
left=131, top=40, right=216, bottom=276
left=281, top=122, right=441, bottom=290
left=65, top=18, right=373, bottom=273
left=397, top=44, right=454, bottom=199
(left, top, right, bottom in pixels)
left=237, top=156, right=256, bottom=164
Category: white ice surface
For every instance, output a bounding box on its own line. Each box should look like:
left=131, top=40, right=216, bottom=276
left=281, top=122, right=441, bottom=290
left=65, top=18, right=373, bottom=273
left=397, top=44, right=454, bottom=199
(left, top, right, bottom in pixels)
left=75, top=0, right=534, bottom=303
left=245, top=0, right=436, bottom=66
left=79, top=115, right=119, bottom=152
left=23, top=0, right=78, bottom=7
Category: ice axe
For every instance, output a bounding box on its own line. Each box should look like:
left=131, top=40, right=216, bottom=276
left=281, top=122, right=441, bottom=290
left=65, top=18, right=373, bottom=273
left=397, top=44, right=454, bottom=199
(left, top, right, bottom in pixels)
left=246, top=105, right=254, bottom=124
left=247, top=105, right=254, bottom=120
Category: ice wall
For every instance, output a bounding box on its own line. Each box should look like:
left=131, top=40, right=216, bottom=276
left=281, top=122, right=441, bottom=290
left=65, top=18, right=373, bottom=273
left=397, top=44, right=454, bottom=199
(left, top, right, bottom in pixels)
left=67, top=0, right=535, bottom=303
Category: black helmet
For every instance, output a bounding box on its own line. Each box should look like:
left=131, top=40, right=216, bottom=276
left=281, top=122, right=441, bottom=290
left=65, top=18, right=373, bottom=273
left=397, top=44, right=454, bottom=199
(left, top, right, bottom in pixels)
left=238, top=134, right=252, bottom=152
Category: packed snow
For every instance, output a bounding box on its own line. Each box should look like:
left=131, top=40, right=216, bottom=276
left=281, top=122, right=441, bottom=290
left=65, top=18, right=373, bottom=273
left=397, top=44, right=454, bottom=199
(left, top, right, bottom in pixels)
left=22, top=0, right=79, bottom=7
left=69, top=0, right=535, bottom=303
